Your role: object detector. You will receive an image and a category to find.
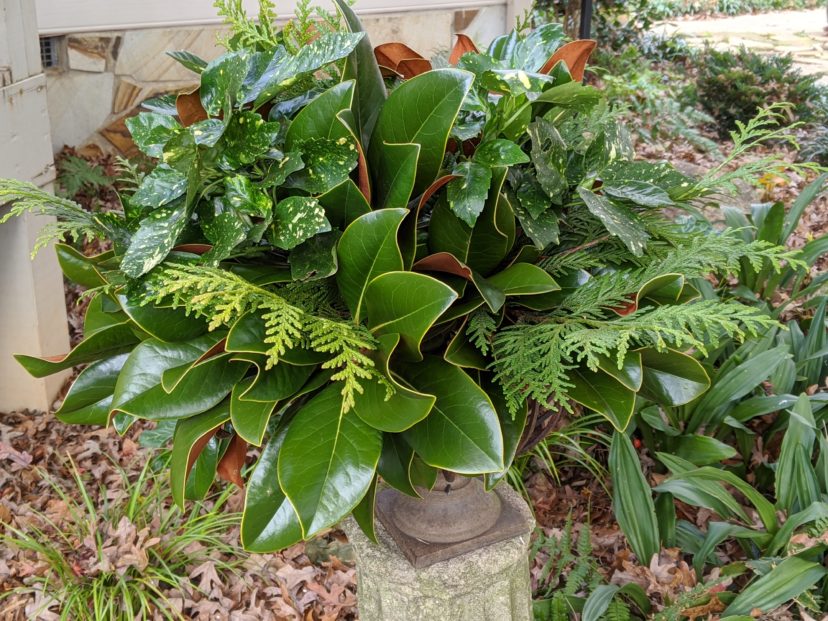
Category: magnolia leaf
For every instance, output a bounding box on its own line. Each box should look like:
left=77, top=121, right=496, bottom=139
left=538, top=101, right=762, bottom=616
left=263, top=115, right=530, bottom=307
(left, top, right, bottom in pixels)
left=126, top=113, right=181, bottom=158
left=55, top=244, right=111, bottom=288
left=486, top=263, right=560, bottom=297
left=336, top=208, right=407, bottom=322
left=200, top=50, right=250, bottom=115
left=184, top=435, right=220, bottom=501
left=638, top=348, right=710, bottom=407
left=352, top=475, right=378, bottom=542
left=118, top=293, right=207, bottom=342
left=371, top=141, right=420, bottom=210
left=132, top=166, right=187, bottom=208
left=577, top=186, right=649, bottom=256
left=352, top=334, right=435, bottom=432
left=335, top=0, right=386, bottom=147
left=569, top=367, right=636, bottom=432
left=121, top=199, right=189, bottom=277
left=55, top=354, right=130, bottom=425
left=378, top=434, right=420, bottom=497
left=483, top=379, right=528, bottom=490
left=285, top=81, right=355, bottom=150
left=538, top=39, right=596, bottom=79
left=271, top=196, right=330, bottom=250
left=400, top=357, right=504, bottom=474
left=278, top=384, right=382, bottom=537
left=318, top=179, right=371, bottom=229
left=369, top=69, right=473, bottom=197
left=413, top=252, right=504, bottom=312
left=447, top=161, right=492, bottom=227
left=365, top=271, right=458, bottom=360
left=241, top=423, right=304, bottom=552
left=170, top=402, right=230, bottom=507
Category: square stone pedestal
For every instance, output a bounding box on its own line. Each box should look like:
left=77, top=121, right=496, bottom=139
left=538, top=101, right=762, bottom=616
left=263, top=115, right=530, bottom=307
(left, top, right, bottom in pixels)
left=342, top=483, right=535, bottom=621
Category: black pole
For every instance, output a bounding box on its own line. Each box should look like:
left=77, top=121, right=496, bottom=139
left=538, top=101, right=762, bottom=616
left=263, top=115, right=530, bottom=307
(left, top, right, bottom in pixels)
left=578, top=0, right=593, bottom=39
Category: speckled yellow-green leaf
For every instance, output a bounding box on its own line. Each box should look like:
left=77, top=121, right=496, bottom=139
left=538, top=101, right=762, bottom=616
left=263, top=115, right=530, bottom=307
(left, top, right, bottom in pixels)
left=126, top=112, right=181, bottom=158
left=271, top=196, right=330, bottom=250
left=121, top=198, right=189, bottom=277
left=132, top=165, right=187, bottom=208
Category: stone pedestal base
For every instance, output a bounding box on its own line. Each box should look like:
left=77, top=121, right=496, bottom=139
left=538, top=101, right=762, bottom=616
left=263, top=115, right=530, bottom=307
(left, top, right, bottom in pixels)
left=342, top=483, right=535, bottom=621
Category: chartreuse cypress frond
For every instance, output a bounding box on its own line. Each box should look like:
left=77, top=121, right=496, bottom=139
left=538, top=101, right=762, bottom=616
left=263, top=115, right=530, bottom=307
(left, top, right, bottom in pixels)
left=493, top=300, right=776, bottom=414
left=0, top=179, right=116, bottom=255
left=147, top=264, right=384, bottom=411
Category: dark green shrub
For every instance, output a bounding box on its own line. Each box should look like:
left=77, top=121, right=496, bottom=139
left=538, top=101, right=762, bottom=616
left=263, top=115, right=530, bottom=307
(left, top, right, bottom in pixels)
left=695, top=46, right=826, bottom=136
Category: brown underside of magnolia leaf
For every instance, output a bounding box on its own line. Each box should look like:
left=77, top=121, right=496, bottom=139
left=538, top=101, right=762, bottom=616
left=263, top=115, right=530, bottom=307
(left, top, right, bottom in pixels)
left=539, top=39, right=597, bottom=80
left=354, top=138, right=372, bottom=203
left=216, top=433, right=248, bottom=489
left=186, top=429, right=220, bottom=480
left=449, top=34, right=479, bottom=66
left=374, top=42, right=432, bottom=79
left=176, top=90, right=208, bottom=127
left=417, top=175, right=458, bottom=212
left=172, top=243, right=213, bottom=255
left=414, top=252, right=474, bottom=281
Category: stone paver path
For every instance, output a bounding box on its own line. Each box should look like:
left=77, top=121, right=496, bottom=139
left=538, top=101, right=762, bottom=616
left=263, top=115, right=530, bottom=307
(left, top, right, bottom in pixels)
left=653, top=9, right=828, bottom=84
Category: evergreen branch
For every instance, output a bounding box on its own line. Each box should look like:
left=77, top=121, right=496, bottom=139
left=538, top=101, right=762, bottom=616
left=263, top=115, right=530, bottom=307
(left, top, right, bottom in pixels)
left=557, top=231, right=803, bottom=318
left=147, top=264, right=383, bottom=411
left=694, top=103, right=826, bottom=195
left=493, top=300, right=776, bottom=414
left=466, top=309, right=498, bottom=355
left=214, top=0, right=280, bottom=50
left=0, top=179, right=116, bottom=255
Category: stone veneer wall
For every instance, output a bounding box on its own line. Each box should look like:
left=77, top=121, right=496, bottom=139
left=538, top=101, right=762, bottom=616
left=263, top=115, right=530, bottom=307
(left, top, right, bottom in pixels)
left=43, top=6, right=507, bottom=155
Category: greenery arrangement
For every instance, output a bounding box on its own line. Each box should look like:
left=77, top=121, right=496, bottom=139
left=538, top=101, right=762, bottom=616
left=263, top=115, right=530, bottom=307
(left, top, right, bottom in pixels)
left=0, top=0, right=811, bottom=579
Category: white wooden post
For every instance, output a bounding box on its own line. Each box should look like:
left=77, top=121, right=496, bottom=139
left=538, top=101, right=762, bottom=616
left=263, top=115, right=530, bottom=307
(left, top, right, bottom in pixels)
left=0, top=0, right=71, bottom=411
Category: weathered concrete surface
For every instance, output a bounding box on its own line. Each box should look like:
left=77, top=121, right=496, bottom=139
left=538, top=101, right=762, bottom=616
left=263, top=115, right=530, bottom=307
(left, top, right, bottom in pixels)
left=342, top=483, right=535, bottom=621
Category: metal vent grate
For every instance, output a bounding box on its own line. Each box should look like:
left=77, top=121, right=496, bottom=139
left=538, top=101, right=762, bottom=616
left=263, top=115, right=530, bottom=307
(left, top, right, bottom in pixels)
left=39, top=37, right=60, bottom=69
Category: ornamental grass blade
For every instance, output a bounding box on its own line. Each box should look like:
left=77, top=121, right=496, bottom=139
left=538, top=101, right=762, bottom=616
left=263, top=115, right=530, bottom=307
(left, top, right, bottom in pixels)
left=609, top=432, right=660, bottom=564
left=724, top=556, right=828, bottom=616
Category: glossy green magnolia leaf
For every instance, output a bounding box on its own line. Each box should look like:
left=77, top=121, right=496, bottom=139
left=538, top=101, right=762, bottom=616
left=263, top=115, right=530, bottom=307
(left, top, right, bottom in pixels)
left=16, top=320, right=140, bottom=378
left=318, top=179, right=371, bottom=229
left=216, top=111, right=280, bottom=170
left=241, top=423, right=304, bottom=552
left=226, top=312, right=327, bottom=365
left=352, top=475, right=379, bottom=543
left=110, top=335, right=247, bottom=420
left=336, top=0, right=386, bottom=148
left=377, top=434, right=421, bottom=497
left=285, top=81, right=354, bottom=150
left=223, top=174, right=272, bottom=218
left=484, top=380, right=528, bottom=490
left=286, top=137, right=357, bottom=195
left=445, top=321, right=487, bottom=370
left=126, top=113, right=181, bottom=158
left=603, top=180, right=675, bottom=208
left=231, top=362, right=313, bottom=445
left=121, top=199, right=189, bottom=278
left=271, top=196, right=330, bottom=250
left=724, top=556, right=828, bottom=616
left=55, top=354, right=130, bottom=425
left=55, top=244, right=112, bottom=288
left=577, top=186, right=648, bottom=257
left=83, top=293, right=128, bottom=335
left=401, top=357, right=504, bottom=474
left=473, top=139, right=529, bottom=167
left=369, top=69, right=473, bottom=196
left=170, top=401, right=230, bottom=508
left=638, top=348, right=710, bottom=407
left=118, top=293, right=207, bottom=342
left=414, top=252, right=504, bottom=312
left=278, top=384, right=382, bottom=537
left=352, top=333, right=435, bottom=432
left=568, top=367, right=636, bottom=432
left=487, top=263, right=560, bottom=296
left=447, top=161, right=492, bottom=227
left=184, top=435, right=220, bottom=501
left=289, top=231, right=340, bottom=281
left=200, top=50, right=250, bottom=115
left=336, top=208, right=406, bottom=322
left=249, top=33, right=363, bottom=106
left=132, top=166, right=187, bottom=208
left=596, top=351, right=643, bottom=391
left=365, top=271, right=458, bottom=360
left=609, top=432, right=660, bottom=564
left=371, top=141, right=420, bottom=210
left=467, top=167, right=514, bottom=275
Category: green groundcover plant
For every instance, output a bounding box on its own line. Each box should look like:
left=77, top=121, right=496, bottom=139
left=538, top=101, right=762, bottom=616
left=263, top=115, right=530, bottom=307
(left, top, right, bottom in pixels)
left=0, top=0, right=803, bottom=553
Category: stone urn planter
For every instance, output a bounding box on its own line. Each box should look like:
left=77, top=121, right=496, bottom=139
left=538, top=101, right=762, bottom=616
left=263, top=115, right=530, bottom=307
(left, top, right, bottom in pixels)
left=344, top=473, right=535, bottom=621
